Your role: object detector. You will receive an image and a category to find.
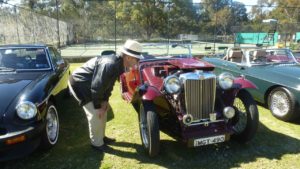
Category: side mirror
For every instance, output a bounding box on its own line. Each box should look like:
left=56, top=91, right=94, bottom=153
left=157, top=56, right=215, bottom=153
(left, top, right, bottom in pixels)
left=55, top=59, right=65, bottom=70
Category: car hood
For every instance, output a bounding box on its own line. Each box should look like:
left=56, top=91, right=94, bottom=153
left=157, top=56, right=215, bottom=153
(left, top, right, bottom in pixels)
left=0, top=72, right=46, bottom=116
left=167, top=58, right=215, bottom=70
left=253, top=64, right=300, bottom=88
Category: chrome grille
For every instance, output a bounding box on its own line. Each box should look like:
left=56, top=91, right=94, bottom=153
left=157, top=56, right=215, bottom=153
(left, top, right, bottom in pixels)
left=184, top=78, right=216, bottom=121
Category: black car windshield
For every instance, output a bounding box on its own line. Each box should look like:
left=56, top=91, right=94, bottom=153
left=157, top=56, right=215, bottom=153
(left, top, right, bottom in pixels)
left=142, top=43, right=192, bottom=59
left=0, top=48, right=50, bottom=70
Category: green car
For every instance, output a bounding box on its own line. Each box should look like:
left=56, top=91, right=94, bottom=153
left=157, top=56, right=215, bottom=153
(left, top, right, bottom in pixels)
left=203, top=47, right=300, bottom=121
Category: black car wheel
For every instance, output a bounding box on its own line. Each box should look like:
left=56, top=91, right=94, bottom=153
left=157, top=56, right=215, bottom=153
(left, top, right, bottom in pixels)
left=268, top=87, right=298, bottom=121
left=41, top=102, right=59, bottom=149
left=139, top=102, right=160, bottom=157
left=232, top=90, right=259, bottom=143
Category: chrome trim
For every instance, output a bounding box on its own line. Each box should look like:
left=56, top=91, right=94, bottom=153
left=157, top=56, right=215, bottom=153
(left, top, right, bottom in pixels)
left=0, top=127, right=34, bottom=139
left=183, top=73, right=216, bottom=121
left=185, top=119, right=225, bottom=126
left=179, top=71, right=216, bottom=83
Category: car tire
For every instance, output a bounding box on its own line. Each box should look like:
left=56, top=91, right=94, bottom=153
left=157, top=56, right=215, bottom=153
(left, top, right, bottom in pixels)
left=139, top=101, right=160, bottom=157
left=40, top=102, right=59, bottom=150
left=232, top=90, right=259, bottom=143
left=268, top=87, right=298, bottom=121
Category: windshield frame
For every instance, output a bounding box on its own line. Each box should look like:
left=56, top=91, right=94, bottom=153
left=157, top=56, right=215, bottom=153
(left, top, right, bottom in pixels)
left=141, top=43, right=192, bottom=59
left=0, top=47, right=52, bottom=71
left=224, top=47, right=299, bottom=67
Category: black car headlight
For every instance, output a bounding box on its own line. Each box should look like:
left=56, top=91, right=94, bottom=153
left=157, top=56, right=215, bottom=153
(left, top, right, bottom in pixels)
left=164, top=75, right=181, bottom=94
left=218, top=72, right=234, bottom=90
left=16, top=101, right=37, bottom=120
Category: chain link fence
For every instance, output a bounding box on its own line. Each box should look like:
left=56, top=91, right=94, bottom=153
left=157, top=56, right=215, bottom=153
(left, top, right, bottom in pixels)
left=1, top=1, right=300, bottom=58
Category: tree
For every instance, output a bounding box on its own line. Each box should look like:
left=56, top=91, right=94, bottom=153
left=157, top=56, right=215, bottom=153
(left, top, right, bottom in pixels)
left=131, top=0, right=166, bottom=40
left=167, top=0, right=199, bottom=37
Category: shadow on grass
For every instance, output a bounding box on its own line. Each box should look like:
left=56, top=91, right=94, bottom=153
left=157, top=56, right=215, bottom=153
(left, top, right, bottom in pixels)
left=2, top=97, right=300, bottom=169
left=105, top=122, right=300, bottom=169
left=257, top=102, right=300, bottom=125
left=1, top=98, right=105, bottom=169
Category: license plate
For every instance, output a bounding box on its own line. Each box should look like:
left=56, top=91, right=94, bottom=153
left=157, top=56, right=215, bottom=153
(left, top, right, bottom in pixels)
left=194, top=135, right=225, bottom=147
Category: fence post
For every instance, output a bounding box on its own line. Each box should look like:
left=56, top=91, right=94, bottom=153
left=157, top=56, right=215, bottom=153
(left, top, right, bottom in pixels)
left=55, top=0, right=60, bottom=48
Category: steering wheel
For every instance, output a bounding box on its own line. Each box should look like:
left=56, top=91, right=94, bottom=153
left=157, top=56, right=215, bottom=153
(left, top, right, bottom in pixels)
left=253, top=57, right=267, bottom=63
left=24, top=55, right=32, bottom=64
left=253, top=58, right=262, bottom=62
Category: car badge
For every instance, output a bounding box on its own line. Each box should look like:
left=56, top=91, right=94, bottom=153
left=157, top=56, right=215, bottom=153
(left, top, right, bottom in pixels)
left=210, top=113, right=217, bottom=122
left=199, top=75, right=205, bottom=80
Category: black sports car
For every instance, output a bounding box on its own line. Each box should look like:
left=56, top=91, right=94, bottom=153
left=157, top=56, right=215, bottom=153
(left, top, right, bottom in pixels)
left=0, top=44, right=70, bottom=161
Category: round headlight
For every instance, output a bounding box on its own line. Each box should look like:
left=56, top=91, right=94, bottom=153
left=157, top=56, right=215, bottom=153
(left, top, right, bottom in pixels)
left=164, top=75, right=181, bottom=94
left=223, top=106, right=235, bottom=119
left=218, top=72, right=234, bottom=90
left=16, top=101, right=37, bottom=120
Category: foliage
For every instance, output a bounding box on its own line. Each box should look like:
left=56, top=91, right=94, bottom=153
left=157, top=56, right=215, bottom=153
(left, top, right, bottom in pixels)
left=16, top=0, right=300, bottom=42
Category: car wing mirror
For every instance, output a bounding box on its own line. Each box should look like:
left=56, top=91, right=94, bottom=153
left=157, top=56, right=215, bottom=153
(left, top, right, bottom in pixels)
left=237, top=63, right=246, bottom=70
left=55, top=59, right=65, bottom=70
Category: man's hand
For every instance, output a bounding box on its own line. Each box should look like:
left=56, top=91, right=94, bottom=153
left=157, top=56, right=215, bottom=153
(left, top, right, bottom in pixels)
left=97, top=101, right=108, bottom=119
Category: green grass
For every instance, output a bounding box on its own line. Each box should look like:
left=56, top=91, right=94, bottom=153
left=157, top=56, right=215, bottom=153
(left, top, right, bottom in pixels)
left=2, top=63, right=300, bottom=169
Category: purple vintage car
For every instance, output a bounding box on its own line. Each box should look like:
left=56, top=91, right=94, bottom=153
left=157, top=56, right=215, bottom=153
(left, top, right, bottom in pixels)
left=119, top=43, right=259, bottom=157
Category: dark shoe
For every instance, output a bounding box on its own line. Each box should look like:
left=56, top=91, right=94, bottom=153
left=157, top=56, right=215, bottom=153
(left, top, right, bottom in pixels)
left=103, top=136, right=116, bottom=144
left=90, top=144, right=108, bottom=152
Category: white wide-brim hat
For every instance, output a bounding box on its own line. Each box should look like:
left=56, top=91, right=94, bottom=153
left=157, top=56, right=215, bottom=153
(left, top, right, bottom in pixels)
left=120, top=39, right=143, bottom=59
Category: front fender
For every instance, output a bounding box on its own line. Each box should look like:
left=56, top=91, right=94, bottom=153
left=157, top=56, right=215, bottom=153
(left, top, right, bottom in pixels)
left=234, top=77, right=257, bottom=89
left=142, top=86, right=161, bottom=101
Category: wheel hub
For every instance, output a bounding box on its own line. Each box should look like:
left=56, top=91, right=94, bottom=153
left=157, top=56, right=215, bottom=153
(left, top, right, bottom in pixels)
left=271, top=91, right=290, bottom=116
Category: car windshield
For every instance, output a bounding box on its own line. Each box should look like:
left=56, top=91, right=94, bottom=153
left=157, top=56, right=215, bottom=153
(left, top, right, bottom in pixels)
left=247, top=48, right=298, bottom=65
left=0, top=48, right=50, bottom=71
left=294, top=52, right=300, bottom=62
left=224, top=48, right=298, bottom=66
left=142, top=43, right=192, bottom=59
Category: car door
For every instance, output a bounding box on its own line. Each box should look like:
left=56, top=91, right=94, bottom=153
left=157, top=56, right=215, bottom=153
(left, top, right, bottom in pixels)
left=47, top=47, right=70, bottom=96
left=207, top=57, right=246, bottom=77
left=220, top=60, right=267, bottom=103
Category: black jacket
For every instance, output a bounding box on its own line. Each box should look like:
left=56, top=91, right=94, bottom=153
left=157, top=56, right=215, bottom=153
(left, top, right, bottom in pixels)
left=69, top=54, right=124, bottom=109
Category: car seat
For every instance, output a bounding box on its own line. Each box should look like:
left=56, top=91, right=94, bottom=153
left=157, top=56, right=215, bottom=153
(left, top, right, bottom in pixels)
left=36, top=53, right=49, bottom=68
left=101, top=50, right=116, bottom=56
left=253, top=50, right=267, bottom=62
left=228, top=50, right=243, bottom=63
left=2, top=54, right=17, bottom=68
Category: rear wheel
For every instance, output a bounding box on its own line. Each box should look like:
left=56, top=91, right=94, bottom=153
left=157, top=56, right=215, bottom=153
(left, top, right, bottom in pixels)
left=40, top=102, right=59, bottom=149
left=139, top=102, right=160, bottom=157
left=232, top=90, right=259, bottom=143
left=268, top=87, right=298, bottom=121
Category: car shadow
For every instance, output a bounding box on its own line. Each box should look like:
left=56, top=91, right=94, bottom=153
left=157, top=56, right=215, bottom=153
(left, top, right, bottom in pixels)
left=1, top=97, right=300, bottom=169
left=256, top=102, right=300, bottom=124
left=104, top=121, right=300, bottom=169
left=1, top=97, right=105, bottom=169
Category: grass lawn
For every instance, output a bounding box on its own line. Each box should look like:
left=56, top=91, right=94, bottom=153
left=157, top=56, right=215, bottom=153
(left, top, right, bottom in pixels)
left=2, top=63, right=300, bottom=169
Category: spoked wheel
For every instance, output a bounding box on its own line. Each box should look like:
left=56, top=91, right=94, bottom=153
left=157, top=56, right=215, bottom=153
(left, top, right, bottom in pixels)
left=139, top=101, right=160, bottom=157
left=41, top=102, right=59, bottom=149
left=268, top=87, right=298, bottom=121
left=232, top=90, right=259, bottom=143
